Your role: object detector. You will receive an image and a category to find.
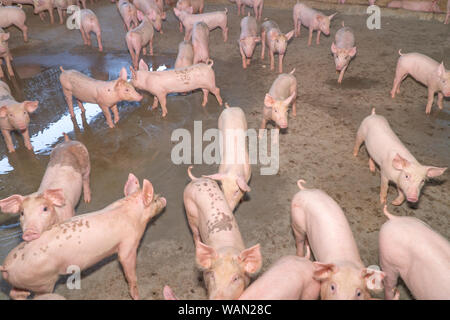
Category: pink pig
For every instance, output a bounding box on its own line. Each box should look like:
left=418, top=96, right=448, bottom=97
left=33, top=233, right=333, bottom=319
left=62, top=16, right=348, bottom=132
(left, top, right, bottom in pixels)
left=0, top=133, right=91, bottom=241
left=391, top=50, right=450, bottom=114
left=126, top=15, right=154, bottom=69
left=291, top=180, right=385, bottom=300
left=33, top=0, right=55, bottom=24
left=293, top=2, right=337, bottom=46
left=260, top=68, right=297, bottom=131
left=117, top=0, right=139, bottom=31
left=0, top=29, right=14, bottom=79
left=130, top=59, right=223, bottom=117
left=0, top=5, right=28, bottom=42
left=233, top=0, right=264, bottom=20
left=192, top=21, right=210, bottom=64
left=184, top=166, right=262, bottom=300
left=174, top=40, right=194, bottom=69
left=75, top=9, right=103, bottom=52
left=173, top=7, right=229, bottom=42
left=239, top=252, right=321, bottom=300
left=380, top=206, right=450, bottom=300
left=239, top=13, right=261, bottom=69
left=331, top=22, right=356, bottom=84
left=353, top=108, right=447, bottom=205
left=0, top=80, right=38, bottom=152
left=0, top=174, right=166, bottom=300
left=60, top=66, right=143, bottom=128
left=176, top=0, right=205, bottom=32
left=387, top=0, right=441, bottom=12
left=202, top=104, right=251, bottom=212
left=134, top=0, right=165, bottom=33
left=260, top=20, right=294, bottom=73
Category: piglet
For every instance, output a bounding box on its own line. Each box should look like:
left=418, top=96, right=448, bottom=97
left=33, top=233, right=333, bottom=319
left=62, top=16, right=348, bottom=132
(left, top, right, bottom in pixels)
left=239, top=252, right=320, bottom=300
left=0, top=5, right=28, bottom=42
left=239, top=13, right=260, bottom=69
left=202, top=104, right=251, bottom=212
left=33, top=0, right=55, bottom=24
left=192, top=21, right=210, bottom=64
left=176, top=0, right=205, bottom=32
left=390, top=50, right=450, bottom=114
left=261, top=20, right=294, bottom=73
left=260, top=68, right=297, bottom=132
left=331, top=22, right=356, bottom=84
left=0, top=28, right=14, bottom=79
left=184, top=166, right=262, bottom=300
left=117, top=0, right=139, bottom=31
left=293, top=2, right=337, bottom=46
left=76, top=9, right=103, bottom=52
left=130, top=59, right=223, bottom=117
left=387, top=0, right=441, bottom=12
left=353, top=108, right=447, bottom=205
left=60, top=66, right=143, bottom=128
left=126, top=15, right=154, bottom=69
left=380, top=206, right=450, bottom=300
left=0, top=133, right=91, bottom=241
left=134, top=0, right=165, bottom=33
left=174, top=40, right=194, bottom=69
left=233, top=0, right=264, bottom=20
left=174, top=7, right=228, bottom=42
left=0, top=174, right=166, bottom=300
left=291, top=180, right=385, bottom=299
left=0, top=80, right=38, bottom=152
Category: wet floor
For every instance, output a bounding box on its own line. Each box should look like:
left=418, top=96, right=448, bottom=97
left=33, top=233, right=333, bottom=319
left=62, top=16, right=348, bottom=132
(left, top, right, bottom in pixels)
left=0, top=2, right=449, bottom=299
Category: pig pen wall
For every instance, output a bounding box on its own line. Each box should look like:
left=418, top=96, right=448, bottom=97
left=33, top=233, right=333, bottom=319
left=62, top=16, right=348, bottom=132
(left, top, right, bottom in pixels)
left=209, top=0, right=449, bottom=22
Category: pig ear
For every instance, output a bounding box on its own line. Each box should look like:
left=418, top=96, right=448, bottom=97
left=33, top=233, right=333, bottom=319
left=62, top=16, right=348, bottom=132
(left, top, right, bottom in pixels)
left=264, top=94, right=275, bottom=108
left=285, top=30, right=295, bottom=41
left=0, top=106, right=8, bottom=118
left=349, top=46, right=357, bottom=57
left=313, top=262, right=338, bottom=281
left=137, top=10, right=144, bottom=21
left=202, top=173, right=225, bottom=181
left=124, top=173, right=140, bottom=196
left=43, top=189, right=66, bottom=207
left=437, top=62, right=446, bottom=77
left=195, top=241, right=217, bottom=270
left=139, top=59, right=149, bottom=71
left=163, top=285, right=179, bottom=300
left=238, top=244, right=262, bottom=274
left=2, top=33, right=10, bottom=41
left=173, top=7, right=179, bottom=15
left=149, top=10, right=157, bottom=21
left=392, top=153, right=409, bottom=170
left=24, top=101, right=39, bottom=113
left=425, top=166, right=447, bottom=178
left=0, top=194, right=24, bottom=214
left=329, top=12, right=338, bottom=20
left=361, top=268, right=385, bottom=291
left=119, top=67, right=128, bottom=81
left=236, top=176, right=251, bottom=192
left=142, top=179, right=154, bottom=207
left=331, top=42, right=337, bottom=54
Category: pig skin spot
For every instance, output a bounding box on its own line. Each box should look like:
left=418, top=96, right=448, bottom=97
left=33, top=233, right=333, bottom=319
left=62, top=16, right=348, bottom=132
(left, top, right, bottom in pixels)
left=21, top=254, right=24, bottom=260
left=66, top=235, right=72, bottom=240
left=13, top=253, right=17, bottom=259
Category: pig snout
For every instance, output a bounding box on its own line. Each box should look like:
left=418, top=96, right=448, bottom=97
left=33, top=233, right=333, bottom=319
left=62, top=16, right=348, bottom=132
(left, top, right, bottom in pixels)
left=22, top=228, right=41, bottom=241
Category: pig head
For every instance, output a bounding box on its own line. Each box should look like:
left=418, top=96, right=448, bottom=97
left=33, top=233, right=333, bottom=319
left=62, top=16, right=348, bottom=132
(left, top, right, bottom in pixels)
left=331, top=42, right=356, bottom=71
left=313, top=262, right=385, bottom=300
left=0, top=189, right=66, bottom=241
left=270, top=30, right=294, bottom=56
left=239, top=36, right=260, bottom=58
left=0, top=101, right=38, bottom=132
left=437, top=62, right=450, bottom=97
left=263, top=91, right=296, bottom=129
left=196, top=240, right=262, bottom=300
left=315, top=13, right=337, bottom=36
left=391, top=153, right=447, bottom=203
left=112, top=67, right=143, bottom=102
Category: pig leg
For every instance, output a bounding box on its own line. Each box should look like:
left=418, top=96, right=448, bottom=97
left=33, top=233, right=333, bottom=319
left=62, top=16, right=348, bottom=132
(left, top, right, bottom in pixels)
left=379, top=174, right=389, bottom=204
left=63, top=89, right=75, bottom=117
left=111, top=105, right=120, bottom=124
left=77, top=100, right=86, bottom=113
left=0, top=60, right=4, bottom=78
left=308, top=27, right=314, bottom=46
left=184, top=28, right=192, bottom=41
left=149, top=40, right=153, bottom=56
left=261, top=31, right=266, bottom=59
left=425, top=88, right=435, bottom=114
left=239, top=46, right=247, bottom=69
left=390, top=68, right=408, bottom=98
left=352, top=129, right=364, bottom=157
left=316, top=30, right=321, bottom=45
left=82, top=168, right=91, bottom=203
left=184, top=199, right=201, bottom=242
left=380, top=262, right=399, bottom=300
left=58, top=8, right=64, bottom=24
left=1, top=129, right=15, bottom=153
left=292, top=223, right=306, bottom=257
left=391, top=187, right=405, bottom=206
left=5, top=56, right=14, bottom=77
left=337, top=66, right=348, bottom=84
left=118, top=247, right=139, bottom=300
left=208, top=85, right=223, bottom=106
left=22, top=129, right=33, bottom=151
left=9, top=288, right=31, bottom=300
left=269, top=50, right=275, bottom=71
left=80, top=27, right=89, bottom=46
left=156, top=94, right=168, bottom=117
left=179, top=22, right=183, bottom=33
left=437, top=92, right=444, bottom=110
left=222, top=26, right=228, bottom=42
left=294, top=18, right=299, bottom=37
left=16, top=24, right=28, bottom=42
left=143, top=47, right=147, bottom=56
left=201, top=89, right=209, bottom=107
left=95, top=30, right=103, bottom=52
left=369, top=157, right=376, bottom=172
left=100, top=105, right=115, bottom=128
left=278, top=53, right=283, bottom=73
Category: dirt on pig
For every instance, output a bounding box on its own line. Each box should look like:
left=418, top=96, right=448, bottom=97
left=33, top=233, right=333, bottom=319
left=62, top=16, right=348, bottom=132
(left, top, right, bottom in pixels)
left=0, top=2, right=448, bottom=300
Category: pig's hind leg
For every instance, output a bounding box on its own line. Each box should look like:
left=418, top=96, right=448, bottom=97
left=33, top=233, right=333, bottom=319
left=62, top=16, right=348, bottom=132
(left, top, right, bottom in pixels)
left=62, top=89, right=75, bottom=117
left=9, top=287, right=31, bottom=300
left=390, top=65, right=408, bottom=98
left=380, top=259, right=400, bottom=300
left=425, top=88, right=436, bottom=114
left=118, top=246, right=139, bottom=300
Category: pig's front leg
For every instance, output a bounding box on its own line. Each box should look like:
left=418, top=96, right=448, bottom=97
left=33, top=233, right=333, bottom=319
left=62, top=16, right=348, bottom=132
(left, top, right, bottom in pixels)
left=100, top=105, right=115, bottom=128
left=261, top=31, right=266, bottom=59
left=316, top=30, right=321, bottom=45
left=337, top=65, right=348, bottom=84
left=391, top=187, right=405, bottom=206
left=1, top=129, right=15, bottom=153
left=307, top=27, right=313, bottom=46
left=380, top=174, right=389, bottom=204
left=179, top=22, right=183, bottom=33
left=118, top=246, right=140, bottom=300
left=425, top=87, right=436, bottom=114
left=369, top=157, right=376, bottom=172
left=437, top=92, right=444, bottom=110
left=222, top=26, right=228, bottom=42
left=5, top=56, right=14, bottom=77
left=22, top=129, right=33, bottom=151
left=156, top=94, right=168, bottom=117
left=111, top=105, right=120, bottom=124
left=83, top=171, right=91, bottom=203
left=269, top=49, right=275, bottom=71
left=184, top=28, right=193, bottom=41
left=63, top=90, right=75, bottom=117
left=278, top=53, right=283, bottom=73
left=57, top=8, right=64, bottom=25
left=239, top=45, right=247, bottom=69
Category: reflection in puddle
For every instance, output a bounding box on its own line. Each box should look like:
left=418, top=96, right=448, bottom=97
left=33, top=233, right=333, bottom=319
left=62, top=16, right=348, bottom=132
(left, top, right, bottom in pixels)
left=0, top=222, right=21, bottom=248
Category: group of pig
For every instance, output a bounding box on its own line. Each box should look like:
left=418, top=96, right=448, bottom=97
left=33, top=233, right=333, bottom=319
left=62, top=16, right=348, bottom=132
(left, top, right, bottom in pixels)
left=0, top=0, right=449, bottom=300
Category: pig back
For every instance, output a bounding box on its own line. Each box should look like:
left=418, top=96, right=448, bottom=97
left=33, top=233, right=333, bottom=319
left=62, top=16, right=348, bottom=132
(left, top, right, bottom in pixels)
left=241, top=16, right=258, bottom=38
left=0, top=7, right=26, bottom=28
left=268, top=73, right=296, bottom=100
left=335, top=27, right=354, bottom=49
left=262, top=20, right=280, bottom=35
left=164, top=62, right=215, bottom=92
left=131, top=18, right=154, bottom=43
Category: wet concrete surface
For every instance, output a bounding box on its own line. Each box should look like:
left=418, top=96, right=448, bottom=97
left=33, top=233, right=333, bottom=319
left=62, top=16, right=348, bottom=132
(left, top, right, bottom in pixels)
left=0, top=2, right=449, bottom=299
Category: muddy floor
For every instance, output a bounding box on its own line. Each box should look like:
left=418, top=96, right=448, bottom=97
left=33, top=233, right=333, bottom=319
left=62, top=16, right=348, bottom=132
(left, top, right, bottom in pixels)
left=0, top=2, right=448, bottom=300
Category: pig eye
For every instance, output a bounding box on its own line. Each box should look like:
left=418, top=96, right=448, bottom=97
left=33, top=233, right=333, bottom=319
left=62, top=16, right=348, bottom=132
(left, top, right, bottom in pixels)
left=231, top=275, right=240, bottom=283
left=43, top=206, right=48, bottom=212
left=20, top=211, right=24, bottom=216
left=356, top=289, right=362, bottom=298
left=405, top=174, right=410, bottom=179
left=23, top=111, right=26, bottom=115
left=8, top=114, right=12, bottom=117
left=330, top=283, right=336, bottom=292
